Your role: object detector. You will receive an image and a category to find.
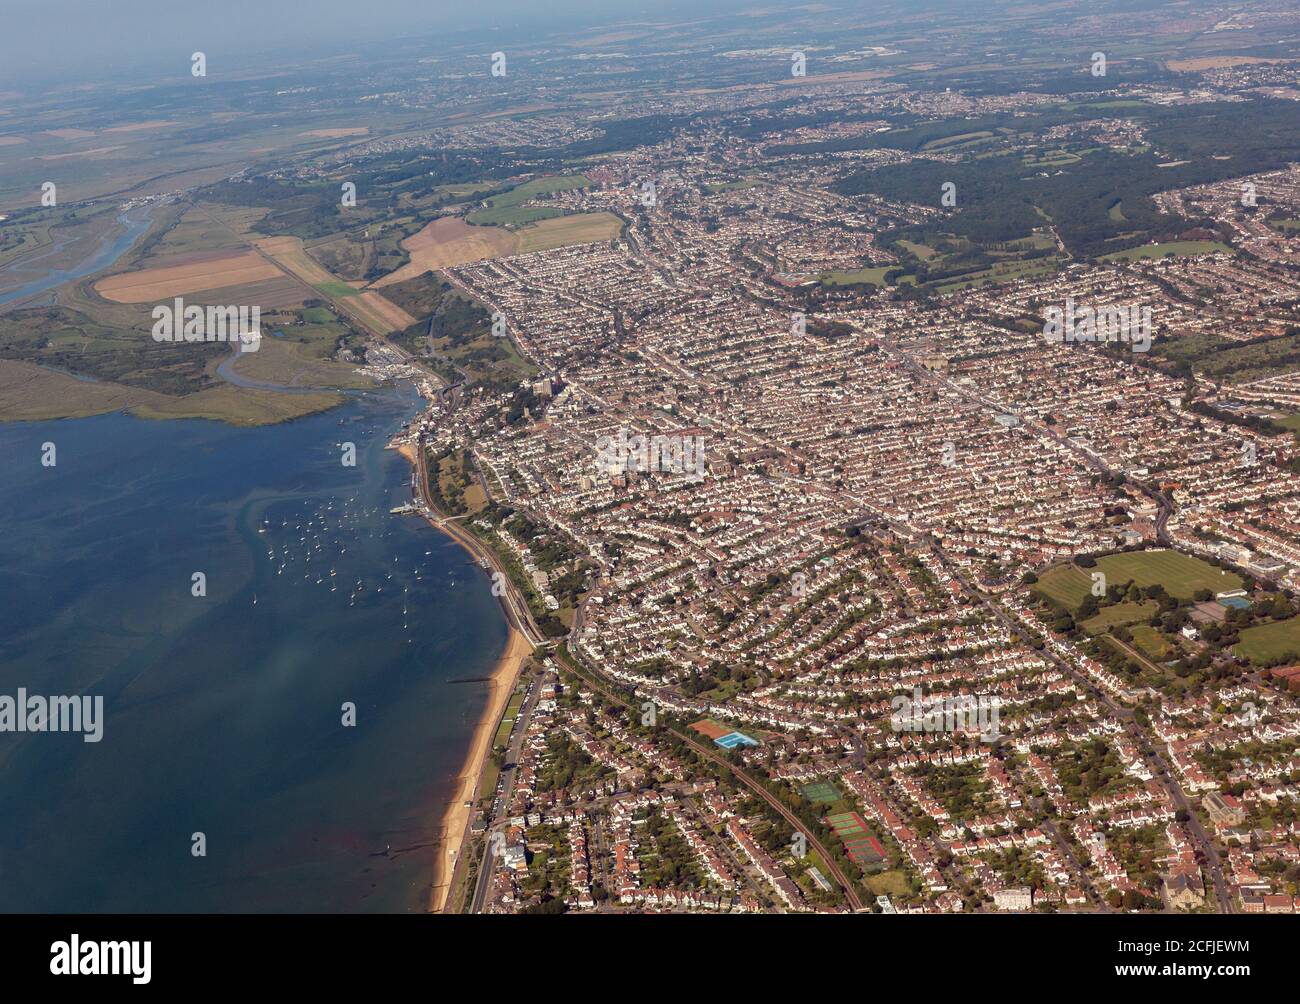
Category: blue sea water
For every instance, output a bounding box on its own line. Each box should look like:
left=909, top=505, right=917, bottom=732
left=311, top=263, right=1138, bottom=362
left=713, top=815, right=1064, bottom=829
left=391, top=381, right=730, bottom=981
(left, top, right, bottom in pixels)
left=0, top=386, right=506, bottom=911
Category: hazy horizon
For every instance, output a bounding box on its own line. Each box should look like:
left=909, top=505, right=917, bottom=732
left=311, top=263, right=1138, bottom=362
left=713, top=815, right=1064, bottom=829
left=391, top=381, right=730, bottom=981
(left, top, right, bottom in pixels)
left=0, top=0, right=765, bottom=88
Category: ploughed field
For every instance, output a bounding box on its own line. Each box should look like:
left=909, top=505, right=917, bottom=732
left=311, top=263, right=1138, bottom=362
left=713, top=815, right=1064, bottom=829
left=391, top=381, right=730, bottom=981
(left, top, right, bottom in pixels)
left=94, top=249, right=287, bottom=303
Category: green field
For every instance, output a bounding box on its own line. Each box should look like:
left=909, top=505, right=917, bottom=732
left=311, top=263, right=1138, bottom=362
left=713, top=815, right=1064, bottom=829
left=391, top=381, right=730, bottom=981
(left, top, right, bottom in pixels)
left=1272, top=411, right=1300, bottom=433
left=478, top=761, right=500, bottom=803
left=866, top=870, right=910, bottom=898
left=470, top=205, right=563, bottom=226
left=801, top=781, right=842, bottom=805
left=493, top=691, right=526, bottom=748
left=820, top=265, right=893, bottom=287
left=1024, top=150, right=1083, bottom=168
left=922, top=130, right=995, bottom=150
left=1080, top=601, right=1157, bottom=634
left=898, top=240, right=938, bottom=260
left=314, top=280, right=359, bottom=298
left=432, top=181, right=499, bottom=201
left=1100, top=240, right=1232, bottom=262
left=1035, top=550, right=1242, bottom=608
left=930, top=256, right=1058, bottom=292
left=1130, top=624, right=1177, bottom=662
left=468, top=174, right=591, bottom=227
left=705, top=177, right=763, bottom=193
left=1234, top=617, right=1300, bottom=665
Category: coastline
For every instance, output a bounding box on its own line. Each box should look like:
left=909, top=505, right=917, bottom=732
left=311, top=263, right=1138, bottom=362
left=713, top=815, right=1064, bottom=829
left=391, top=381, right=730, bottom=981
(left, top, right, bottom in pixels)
left=396, top=439, right=534, bottom=912
left=428, top=624, right=531, bottom=912
left=0, top=357, right=345, bottom=426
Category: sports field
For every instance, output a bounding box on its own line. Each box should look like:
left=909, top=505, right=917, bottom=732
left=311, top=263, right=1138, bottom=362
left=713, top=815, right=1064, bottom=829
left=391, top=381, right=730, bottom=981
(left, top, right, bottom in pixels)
left=715, top=731, right=759, bottom=749
left=1234, top=617, right=1300, bottom=665
left=819, top=265, right=892, bottom=287
left=1035, top=550, right=1242, bottom=607
left=801, top=780, right=842, bottom=804
left=690, top=718, right=731, bottom=740
left=826, top=811, right=885, bottom=866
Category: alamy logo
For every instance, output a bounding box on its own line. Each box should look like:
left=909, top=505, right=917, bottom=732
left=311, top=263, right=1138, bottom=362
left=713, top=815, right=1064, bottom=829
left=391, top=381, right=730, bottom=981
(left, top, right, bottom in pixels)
left=890, top=687, right=1001, bottom=742
left=1043, top=297, right=1151, bottom=352
left=50, top=935, right=150, bottom=984
left=594, top=427, right=706, bottom=479
left=0, top=689, right=103, bottom=742
left=152, top=297, right=261, bottom=351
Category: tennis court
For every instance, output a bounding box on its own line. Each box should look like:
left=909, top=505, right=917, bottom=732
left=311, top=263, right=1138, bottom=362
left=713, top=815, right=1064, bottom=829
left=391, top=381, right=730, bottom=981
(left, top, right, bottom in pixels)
left=802, top=781, right=842, bottom=804
left=827, top=811, right=886, bottom=865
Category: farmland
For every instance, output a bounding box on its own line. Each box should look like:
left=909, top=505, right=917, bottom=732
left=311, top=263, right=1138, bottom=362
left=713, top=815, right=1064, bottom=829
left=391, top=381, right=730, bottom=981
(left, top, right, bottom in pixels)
left=514, top=212, right=623, bottom=253
left=255, top=236, right=415, bottom=335
left=375, top=211, right=622, bottom=286
left=94, top=250, right=286, bottom=303
left=374, top=216, right=517, bottom=287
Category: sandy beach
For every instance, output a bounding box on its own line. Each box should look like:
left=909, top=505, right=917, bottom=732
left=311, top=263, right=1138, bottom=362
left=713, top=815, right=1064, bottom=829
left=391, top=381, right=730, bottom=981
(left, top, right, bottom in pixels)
left=397, top=430, right=538, bottom=911
left=429, top=624, right=532, bottom=912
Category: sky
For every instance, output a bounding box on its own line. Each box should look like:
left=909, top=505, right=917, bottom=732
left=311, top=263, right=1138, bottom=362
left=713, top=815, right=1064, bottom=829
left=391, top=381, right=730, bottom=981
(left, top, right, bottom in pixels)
left=0, top=0, right=749, bottom=87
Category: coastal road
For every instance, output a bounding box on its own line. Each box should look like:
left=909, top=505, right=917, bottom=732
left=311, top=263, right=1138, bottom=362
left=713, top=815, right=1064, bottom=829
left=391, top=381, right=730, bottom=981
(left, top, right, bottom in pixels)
left=409, top=436, right=551, bottom=913
left=413, top=436, right=545, bottom=647
left=468, top=673, right=543, bottom=914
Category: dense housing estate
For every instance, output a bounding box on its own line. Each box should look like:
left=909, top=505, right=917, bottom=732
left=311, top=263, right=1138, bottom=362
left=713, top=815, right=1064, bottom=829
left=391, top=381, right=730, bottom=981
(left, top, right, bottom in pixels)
left=397, top=46, right=1300, bottom=916
left=5, top=0, right=1300, bottom=923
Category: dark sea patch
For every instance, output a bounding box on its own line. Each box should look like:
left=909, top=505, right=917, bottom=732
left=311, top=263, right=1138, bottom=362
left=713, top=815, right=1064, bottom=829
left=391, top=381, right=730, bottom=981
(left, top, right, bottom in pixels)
left=0, top=386, right=505, bottom=911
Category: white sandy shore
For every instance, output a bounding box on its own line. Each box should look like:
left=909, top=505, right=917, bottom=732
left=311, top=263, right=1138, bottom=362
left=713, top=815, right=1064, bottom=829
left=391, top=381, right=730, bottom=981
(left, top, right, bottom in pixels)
left=428, top=624, right=531, bottom=912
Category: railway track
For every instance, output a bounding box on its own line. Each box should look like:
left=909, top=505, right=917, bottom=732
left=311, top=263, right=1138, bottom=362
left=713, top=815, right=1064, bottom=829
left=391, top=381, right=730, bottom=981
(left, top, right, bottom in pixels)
left=554, top=647, right=866, bottom=912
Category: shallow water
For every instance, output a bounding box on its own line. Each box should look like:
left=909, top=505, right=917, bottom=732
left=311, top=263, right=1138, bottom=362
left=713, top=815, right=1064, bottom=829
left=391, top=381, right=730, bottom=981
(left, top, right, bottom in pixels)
left=0, top=205, right=155, bottom=308
left=0, top=386, right=506, bottom=911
